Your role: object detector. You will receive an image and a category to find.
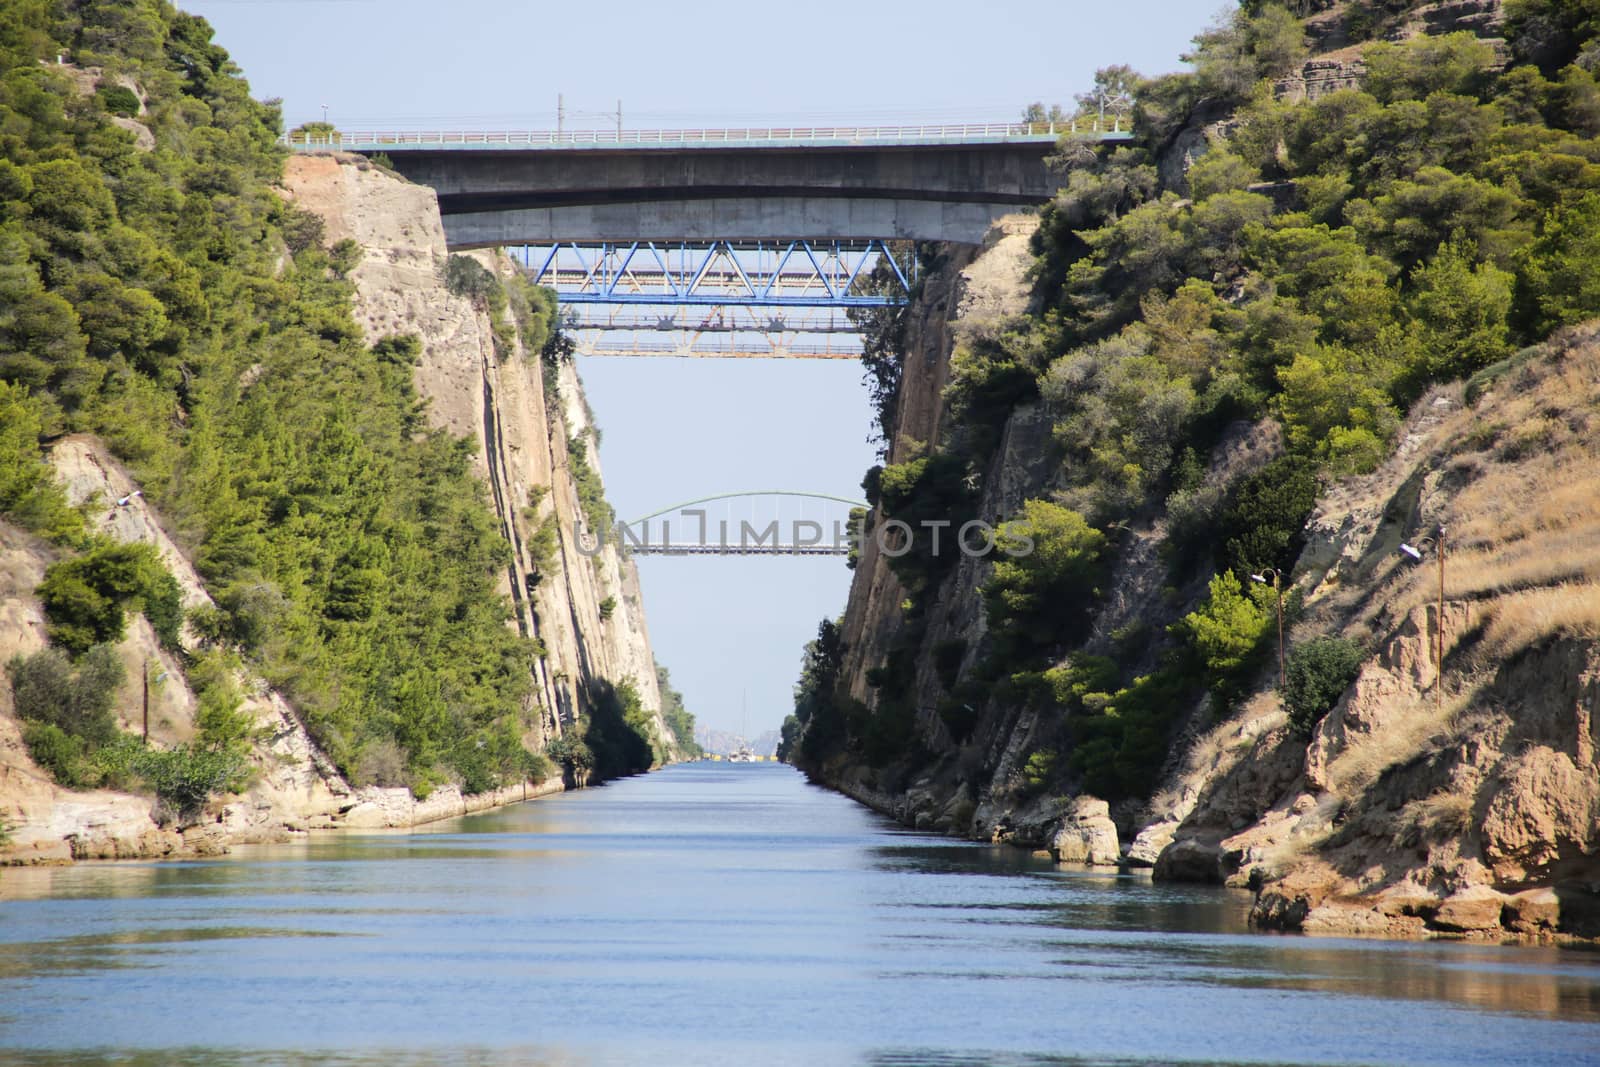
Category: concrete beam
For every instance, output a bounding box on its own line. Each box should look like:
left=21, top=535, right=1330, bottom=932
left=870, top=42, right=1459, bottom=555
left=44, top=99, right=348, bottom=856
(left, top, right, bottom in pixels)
left=443, top=196, right=1034, bottom=246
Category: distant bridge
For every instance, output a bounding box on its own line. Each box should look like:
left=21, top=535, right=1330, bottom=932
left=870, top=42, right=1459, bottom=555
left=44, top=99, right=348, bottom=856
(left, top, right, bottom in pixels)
left=597, top=490, right=866, bottom=559
left=282, top=120, right=1130, bottom=245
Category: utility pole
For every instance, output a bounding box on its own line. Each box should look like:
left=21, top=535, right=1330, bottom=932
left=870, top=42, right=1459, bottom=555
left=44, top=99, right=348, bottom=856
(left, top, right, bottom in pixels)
left=1436, top=526, right=1447, bottom=711
left=1399, top=525, right=1448, bottom=709
left=616, top=99, right=623, bottom=137
left=557, top=93, right=564, bottom=135
left=1250, top=570, right=1286, bottom=691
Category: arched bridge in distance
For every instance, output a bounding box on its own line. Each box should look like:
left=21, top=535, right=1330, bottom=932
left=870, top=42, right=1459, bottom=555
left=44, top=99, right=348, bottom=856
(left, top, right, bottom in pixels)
left=282, top=121, right=1132, bottom=246
left=587, top=490, right=870, bottom=558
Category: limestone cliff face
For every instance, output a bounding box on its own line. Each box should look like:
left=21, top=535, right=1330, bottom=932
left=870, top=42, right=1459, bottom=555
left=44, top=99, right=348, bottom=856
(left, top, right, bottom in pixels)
left=813, top=265, right=1600, bottom=940
left=819, top=219, right=1075, bottom=838
left=1149, top=328, right=1600, bottom=941
left=279, top=154, right=666, bottom=741
left=1, top=155, right=668, bottom=865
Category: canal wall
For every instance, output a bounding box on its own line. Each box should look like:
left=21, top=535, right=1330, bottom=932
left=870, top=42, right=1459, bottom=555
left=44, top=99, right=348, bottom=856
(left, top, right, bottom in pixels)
left=1, top=156, right=671, bottom=866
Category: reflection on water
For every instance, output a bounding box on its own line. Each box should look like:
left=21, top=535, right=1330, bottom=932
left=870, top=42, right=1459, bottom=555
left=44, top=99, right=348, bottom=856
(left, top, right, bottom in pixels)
left=2, top=764, right=1599, bottom=1067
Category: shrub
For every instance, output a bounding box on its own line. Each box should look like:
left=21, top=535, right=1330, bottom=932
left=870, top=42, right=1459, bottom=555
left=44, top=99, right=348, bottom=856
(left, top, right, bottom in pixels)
left=443, top=254, right=497, bottom=301
left=130, top=744, right=248, bottom=821
left=1213, top=454, right=1321, bottom=579
left=546, top=731, right=594, bottom=774
left=353, top=737, right=407, bottom=787
left=1176, top=571, right=1273, bottom=707
left=36, top=540, right=182, bottom=656
left=1284, top=636, right=1366, bottom=736
left=0, top=381, right=87, bottom=545
left=96, top=85, right=140, bottom=117
left=1020, top=748, right=1057, bottom=794
left=21, top=721, right=91, bottom=787
left=1068, top=666, right=1193, bottom=800
left=8, top=644, right=123, bottom=751
left=598, top=596, right=616, bottom=621
left=983, top=500, right=1108, bottom=662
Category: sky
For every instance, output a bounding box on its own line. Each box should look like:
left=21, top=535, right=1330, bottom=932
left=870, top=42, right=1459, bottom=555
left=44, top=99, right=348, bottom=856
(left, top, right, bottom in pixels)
left=185, top=0, right=1223, bottom=740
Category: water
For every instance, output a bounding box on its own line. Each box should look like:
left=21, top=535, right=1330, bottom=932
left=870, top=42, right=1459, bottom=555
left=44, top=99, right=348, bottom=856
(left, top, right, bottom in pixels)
left=2, top=764, right=1599, bottom=1067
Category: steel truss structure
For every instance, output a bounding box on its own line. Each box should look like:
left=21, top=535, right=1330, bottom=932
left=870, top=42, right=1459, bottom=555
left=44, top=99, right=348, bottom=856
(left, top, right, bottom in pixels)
left=514, top=241, right=914, bottom=308
left=563, top=303, right=863, bottom=360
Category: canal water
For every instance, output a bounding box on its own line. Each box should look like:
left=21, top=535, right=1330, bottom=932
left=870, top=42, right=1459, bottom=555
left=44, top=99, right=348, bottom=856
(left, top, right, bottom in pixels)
left=3, top=763, right=1600, bottom=1066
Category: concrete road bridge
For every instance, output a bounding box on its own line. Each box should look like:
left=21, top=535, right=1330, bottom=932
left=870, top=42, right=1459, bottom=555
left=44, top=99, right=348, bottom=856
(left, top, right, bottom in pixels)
left=283, top=121, right=1131, bottom=246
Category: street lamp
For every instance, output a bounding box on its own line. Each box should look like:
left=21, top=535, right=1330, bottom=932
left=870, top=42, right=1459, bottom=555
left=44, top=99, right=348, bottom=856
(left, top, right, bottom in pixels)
left=1250, top=568, right=1286, bottom=691
left=1398, top=525, right=1447, bottom=709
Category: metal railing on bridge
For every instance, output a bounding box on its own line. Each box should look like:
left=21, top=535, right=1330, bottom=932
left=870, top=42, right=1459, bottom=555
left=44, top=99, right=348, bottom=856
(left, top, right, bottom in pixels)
left=627, top=543, right=850, bottom=557
left=279, top=119, right=1132, bottom=152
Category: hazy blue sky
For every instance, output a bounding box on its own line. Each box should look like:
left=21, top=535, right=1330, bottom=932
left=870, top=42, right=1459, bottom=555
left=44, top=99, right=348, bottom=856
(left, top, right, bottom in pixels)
left=186, top=0, right=1222, bottom=739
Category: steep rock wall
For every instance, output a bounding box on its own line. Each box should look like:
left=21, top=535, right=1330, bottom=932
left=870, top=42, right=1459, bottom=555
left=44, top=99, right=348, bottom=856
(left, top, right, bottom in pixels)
left=280, top=154, right=666, bottom=740
left=1, top=156, right=669, bottom=865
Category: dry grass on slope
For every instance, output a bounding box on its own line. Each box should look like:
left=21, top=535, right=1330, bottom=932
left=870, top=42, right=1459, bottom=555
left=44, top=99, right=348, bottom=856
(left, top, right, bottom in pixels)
left=1387, top=332, right=1600, bottom=655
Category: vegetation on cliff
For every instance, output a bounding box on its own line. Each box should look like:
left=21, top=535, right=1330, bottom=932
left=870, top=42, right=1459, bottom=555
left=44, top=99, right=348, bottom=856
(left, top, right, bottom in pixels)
left=0, top=1, right=631, bottom=802
left=788, top=1, right=1600, bottom=805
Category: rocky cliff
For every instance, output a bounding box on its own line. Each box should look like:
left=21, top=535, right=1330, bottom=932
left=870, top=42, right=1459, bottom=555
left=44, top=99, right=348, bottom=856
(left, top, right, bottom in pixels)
left=803, top=240, right=1600, bottom=943
left=1, top=156, right=669, bottom=864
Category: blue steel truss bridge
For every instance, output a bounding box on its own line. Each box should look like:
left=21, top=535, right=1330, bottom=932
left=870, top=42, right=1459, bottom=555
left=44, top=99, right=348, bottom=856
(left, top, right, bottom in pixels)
left=518, top=240, right=910, bottom=360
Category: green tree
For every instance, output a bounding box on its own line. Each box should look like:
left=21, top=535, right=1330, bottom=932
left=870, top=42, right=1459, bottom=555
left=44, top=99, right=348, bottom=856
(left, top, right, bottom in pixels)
left=36, top=540, right=182, bottom=656
left=984, top=500, right=1107, bottom=659
left=1284, top=636, right=1366, bottom=736
left=0, top=381, right=85, bottom=543
left=1176, top=571, right=1273, bottom=706
left=1401, top=240, right=1514, bottom=389
left=1518, top=191, right=1600, bottom=333
left=1361, top=32, right=1496, bottom=104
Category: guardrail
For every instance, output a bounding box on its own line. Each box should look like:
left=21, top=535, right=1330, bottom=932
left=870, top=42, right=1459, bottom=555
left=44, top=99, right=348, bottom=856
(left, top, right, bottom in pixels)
left=279, top=119, right=1131, bottom=151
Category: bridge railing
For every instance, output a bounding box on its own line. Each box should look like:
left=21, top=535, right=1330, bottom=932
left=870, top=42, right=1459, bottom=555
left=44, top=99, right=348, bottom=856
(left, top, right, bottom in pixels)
left=279, top=119, right=1130, bottom=151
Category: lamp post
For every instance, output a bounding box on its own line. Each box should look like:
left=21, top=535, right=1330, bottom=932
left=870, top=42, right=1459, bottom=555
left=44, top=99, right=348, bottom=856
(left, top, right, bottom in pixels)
left=1399, top=525, right=1447, bottom=709
left=1250, top=568, right=1286, bottom=691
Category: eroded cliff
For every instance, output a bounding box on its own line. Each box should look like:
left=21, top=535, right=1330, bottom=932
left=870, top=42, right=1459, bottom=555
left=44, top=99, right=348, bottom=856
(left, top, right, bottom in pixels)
left=2, top=155, right=670, bottom=864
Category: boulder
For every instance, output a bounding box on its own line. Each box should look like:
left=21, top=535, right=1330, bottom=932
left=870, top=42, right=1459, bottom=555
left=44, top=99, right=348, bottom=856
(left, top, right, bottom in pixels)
left=1430, top=884, right=1507, bottom=932
left=1050, top=796, right=1120, bottom=866
left=1502, top=888, right=1561, bottom=934
left=1154, top=836, right=1225, bottom=883
left=1126, top=821, right=1177, bottom=868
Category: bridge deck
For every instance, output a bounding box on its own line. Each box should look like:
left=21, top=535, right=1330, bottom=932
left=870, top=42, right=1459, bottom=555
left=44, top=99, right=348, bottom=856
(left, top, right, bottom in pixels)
left=281, top=121, right=1130, bottom=153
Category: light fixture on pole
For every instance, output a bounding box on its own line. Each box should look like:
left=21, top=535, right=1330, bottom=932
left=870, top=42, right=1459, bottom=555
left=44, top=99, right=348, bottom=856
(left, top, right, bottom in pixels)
left=1249, top=568, right=1286, bottom=691
left=1398, top=525, right=1447, bottom=709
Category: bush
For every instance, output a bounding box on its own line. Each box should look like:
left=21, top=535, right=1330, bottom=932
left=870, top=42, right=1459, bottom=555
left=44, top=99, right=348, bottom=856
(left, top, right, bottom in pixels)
left=1176, top=571, right=1273, bottom=707
left=130, top=744, right=248, bottom=821
left=546, top=731, right=595, bottom=774
left=8, top=644, right=123, bottom=751
left=443, top=254, right=497, bottom=301
left=1020, top=748, right=1057, bottom=794
left=96, top=84, right=140, bottom=116
left=353, top=736, right=407, bottom=787
left=1213, top=454, right=1321, bottom=578
left=1284, top=636, right=1366, bottom=736
left=21, top=721, right=91, bottom=787
left=36, top=540, right=182, bottom=656
left=0, top=382, right=87, bottom=545
left=983, top=500, right=1108, bottom=662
